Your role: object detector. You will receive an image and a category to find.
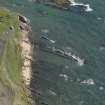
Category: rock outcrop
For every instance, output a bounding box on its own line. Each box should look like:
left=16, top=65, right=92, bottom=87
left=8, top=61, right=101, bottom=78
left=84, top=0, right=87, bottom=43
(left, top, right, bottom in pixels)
left=19, top=15, right=33, bottom=86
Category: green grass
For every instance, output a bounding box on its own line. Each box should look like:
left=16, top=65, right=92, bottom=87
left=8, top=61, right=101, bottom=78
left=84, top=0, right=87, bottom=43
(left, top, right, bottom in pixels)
left=0, top=7, right=30, bottom=105
left=6, top=40, right=21, bottom=85
left=0, top=7, right=19, bottom=32
left=0, top=7, right=21, bottom=85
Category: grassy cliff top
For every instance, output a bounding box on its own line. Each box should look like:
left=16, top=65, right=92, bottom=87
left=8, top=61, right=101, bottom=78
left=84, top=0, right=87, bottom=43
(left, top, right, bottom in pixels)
left=0, top=7, right=31, bottom=105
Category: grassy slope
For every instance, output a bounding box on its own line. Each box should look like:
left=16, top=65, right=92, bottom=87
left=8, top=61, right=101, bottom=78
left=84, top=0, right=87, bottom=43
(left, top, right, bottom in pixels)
left=0, top=7, right=30, bottom=105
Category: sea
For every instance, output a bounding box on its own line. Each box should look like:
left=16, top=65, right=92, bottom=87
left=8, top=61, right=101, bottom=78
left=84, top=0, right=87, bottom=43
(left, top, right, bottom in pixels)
left=0, top=0, right=105, bottom=105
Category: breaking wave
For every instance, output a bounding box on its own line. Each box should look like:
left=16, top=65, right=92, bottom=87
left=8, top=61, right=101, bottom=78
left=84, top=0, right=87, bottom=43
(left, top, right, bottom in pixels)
left=69, top=1, right=93, bottom=12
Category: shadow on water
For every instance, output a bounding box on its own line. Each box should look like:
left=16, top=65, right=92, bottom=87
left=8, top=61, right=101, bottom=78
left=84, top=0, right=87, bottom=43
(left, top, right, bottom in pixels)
left=30, top=67, right=56, bottom=105
left=29, top=40, right=71, bottom=105
left=30, top=40, right=50, bottom=105
left=29, top=37, right=82, bottom=105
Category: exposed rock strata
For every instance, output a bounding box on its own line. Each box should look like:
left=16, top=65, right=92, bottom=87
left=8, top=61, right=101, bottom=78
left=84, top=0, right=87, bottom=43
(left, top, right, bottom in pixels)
left=19, top=15, right=33, bottom=86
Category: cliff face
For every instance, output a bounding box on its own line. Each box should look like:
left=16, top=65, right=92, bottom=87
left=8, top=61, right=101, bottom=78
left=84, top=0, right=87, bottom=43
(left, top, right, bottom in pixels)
left=19, top=15, right=33, bottom=86
left=0, top=7, right=33, bottom=105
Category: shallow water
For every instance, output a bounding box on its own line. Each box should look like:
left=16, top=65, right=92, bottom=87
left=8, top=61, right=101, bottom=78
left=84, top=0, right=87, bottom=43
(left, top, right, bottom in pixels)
left=1, top=0, right=105, bottom=105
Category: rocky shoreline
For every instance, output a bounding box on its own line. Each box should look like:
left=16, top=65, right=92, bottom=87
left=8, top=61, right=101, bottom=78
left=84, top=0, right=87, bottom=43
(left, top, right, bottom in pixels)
left=19, top=15, right=35, bottom=105
left=0, top=8, right=35, bottom=105
left=19, top=15, right=33, bottom=86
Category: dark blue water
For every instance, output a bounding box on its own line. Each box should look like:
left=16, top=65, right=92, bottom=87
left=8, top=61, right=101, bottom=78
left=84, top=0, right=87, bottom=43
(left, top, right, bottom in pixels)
left=1, top=0, right=105, bottom=105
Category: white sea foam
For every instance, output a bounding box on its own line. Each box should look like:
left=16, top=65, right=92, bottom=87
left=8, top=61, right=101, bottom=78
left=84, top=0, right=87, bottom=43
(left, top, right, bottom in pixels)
left=99, top=86, right=104, bottom=90
left=50, top=39, right=56, bottom=44
left=79, top=101, right=84, bottom=105
left=65, top=65, right=69, bottom=69
left=81, top=79, right=95, bottom=85
left=70, top=1, right=93, bottom=12
left=59, top=74, right=69, bottom=81
left=85, top=4, right=93, bottom=12
left=71, top=54, right=84, bottom=66
left=41, top=29, right=49, bottom=34
left=65, top=46, right=72, bottom=50
left=68, top=0, right=74, bottom=3
left=70, top=2, right=84, bottom=6
left=77, top=59, right=84, bottom=66
left=99, top=46, right=105, bottom=51
left=47, top=89, right=57, bottom=96
left=97, top=17, right=102, bottom=20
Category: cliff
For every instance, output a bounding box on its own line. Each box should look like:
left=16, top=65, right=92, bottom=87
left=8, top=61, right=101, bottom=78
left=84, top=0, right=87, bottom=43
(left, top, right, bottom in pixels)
left=0, top=7, right=33, bottom=105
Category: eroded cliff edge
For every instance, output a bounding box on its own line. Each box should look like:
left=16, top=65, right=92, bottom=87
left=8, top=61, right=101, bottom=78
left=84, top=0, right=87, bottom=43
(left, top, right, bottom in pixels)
left=0, top=7, right=34, bottom=105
